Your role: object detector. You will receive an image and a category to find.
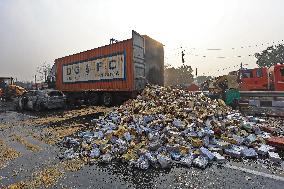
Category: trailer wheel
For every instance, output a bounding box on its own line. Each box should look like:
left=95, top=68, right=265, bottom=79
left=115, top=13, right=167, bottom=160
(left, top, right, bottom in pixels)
left=89, top=93, right=99, bottom=105
left=67, top=98, right=76, bottom=107
left=102, top=93, right=112, bottom=107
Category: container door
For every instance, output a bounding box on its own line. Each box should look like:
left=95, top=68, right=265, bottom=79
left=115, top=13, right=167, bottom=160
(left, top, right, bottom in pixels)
left=132, top=30, right=146, bottom=91
left=275, top=66, right=284, bottom=91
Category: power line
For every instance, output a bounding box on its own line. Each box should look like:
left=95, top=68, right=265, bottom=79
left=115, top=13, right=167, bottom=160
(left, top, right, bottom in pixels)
left=166, top=40, right=284, bottom=53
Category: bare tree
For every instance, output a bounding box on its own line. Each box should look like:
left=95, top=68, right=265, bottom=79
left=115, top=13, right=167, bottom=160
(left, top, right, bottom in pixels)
left=164, top=65, right=193, bottom=86
left=36, top=62, right=52, bottom=82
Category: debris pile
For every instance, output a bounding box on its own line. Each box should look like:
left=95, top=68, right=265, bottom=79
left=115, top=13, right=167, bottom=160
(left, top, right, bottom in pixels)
left=60, top=85, right=283, bottom=169
left=0, top=139, right=21, bottom=168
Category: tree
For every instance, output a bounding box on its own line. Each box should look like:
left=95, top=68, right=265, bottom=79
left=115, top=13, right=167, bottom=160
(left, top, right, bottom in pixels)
left=164, top=65, right=193, bottom=86
left=195, top=75, right=213, bottom=86
left=36, top=62, right=52, bottom=82
left=255, top=44, right=284, bottom=68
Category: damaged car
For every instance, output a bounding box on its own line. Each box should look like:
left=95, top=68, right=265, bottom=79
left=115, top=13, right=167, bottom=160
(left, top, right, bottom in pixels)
left=17, top=89, right=66, bottom=111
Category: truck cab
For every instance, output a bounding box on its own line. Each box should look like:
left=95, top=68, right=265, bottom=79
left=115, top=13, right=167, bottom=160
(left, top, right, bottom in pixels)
left=239, top=68, right=268, bottom=91
left=268, top=64, right=284, bottom=91
left=0, top=77, right=14, bottom=87
left=0, top=77, right=14, bottom=100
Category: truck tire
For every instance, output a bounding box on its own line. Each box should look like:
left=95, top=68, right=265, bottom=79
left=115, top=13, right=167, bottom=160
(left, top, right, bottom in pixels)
left=102, top=92, right=112, bottom=107
left=88, top=93, right=99, bottom=105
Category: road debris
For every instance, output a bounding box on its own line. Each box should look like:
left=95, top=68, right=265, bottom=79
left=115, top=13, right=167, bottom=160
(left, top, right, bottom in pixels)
left=22, top=106, right=109, bottom=127
left=38, top=124, right=83, bottom=145
left=257, top=144, right=275, bottom=155
left=268, top=151, right=282, bottom=164
left=0, top=140, right=21, bottom=169
left=212, top=152, right=226, bottom=163
left=266, top=136, right=284, bottom=149
left=17, top=166, right=63, bottom=188
left=11, top=134, right=41, bottom=152
left=62, top=158, right=86, bottom=172
left=55, top=85, right=283, bottom=169
left=1, top=93, right=284, bottom=189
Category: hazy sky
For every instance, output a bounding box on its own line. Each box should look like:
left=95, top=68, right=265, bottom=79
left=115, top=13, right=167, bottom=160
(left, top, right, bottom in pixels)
left=0, top=0, right=284, bottom=81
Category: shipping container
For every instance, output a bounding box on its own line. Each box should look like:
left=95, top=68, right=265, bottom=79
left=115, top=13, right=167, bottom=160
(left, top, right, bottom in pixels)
left=54, top=31, right=164, bottom=106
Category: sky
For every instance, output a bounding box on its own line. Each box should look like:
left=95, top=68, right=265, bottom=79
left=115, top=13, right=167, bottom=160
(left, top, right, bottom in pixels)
left=0, top=0, right=284, bottom=81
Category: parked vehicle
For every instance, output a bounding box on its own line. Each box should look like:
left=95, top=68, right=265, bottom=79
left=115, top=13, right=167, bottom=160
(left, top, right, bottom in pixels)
left=0, top=77, right=26, bottom=101
left=239, top=68, right=268, bottom=91
left=239, top=64, right=284, bottom=91
left=17, top=89, right=66, bottom=111
left=51, top=30, right=164, bottom=106
left=268, top=64, right=284, bottom=91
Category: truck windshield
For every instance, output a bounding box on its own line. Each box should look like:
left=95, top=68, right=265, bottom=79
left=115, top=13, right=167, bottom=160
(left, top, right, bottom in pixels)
left=280, top=68, right=284, bottom=77
left=256, top=69, right=263, bottom=78
left=240, top=70, right=253, bottom=78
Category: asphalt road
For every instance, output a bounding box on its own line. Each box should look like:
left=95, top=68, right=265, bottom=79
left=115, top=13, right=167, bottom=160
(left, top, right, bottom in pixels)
left=0, top=106, right=284, bottom=189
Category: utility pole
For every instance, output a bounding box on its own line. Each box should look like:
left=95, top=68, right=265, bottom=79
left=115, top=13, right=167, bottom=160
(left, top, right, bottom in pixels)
left=44, top=70, right=47, bottom=82
left=35, top=75, right=37, bottom=90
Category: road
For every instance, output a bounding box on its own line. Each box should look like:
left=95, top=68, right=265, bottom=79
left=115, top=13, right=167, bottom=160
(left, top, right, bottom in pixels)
left=0, top=104, right=284, bottom=189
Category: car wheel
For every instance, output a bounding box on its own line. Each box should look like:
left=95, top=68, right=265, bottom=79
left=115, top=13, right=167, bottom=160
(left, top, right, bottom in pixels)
left=102, top=93, right=112, bottom=107
left=33, top=103, right=41, bottom=111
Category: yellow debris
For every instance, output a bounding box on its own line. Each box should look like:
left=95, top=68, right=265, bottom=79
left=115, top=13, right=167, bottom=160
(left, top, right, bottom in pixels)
left=0, top=140, right=21, bottom=169
left=11, top=135, right=41, bottom=152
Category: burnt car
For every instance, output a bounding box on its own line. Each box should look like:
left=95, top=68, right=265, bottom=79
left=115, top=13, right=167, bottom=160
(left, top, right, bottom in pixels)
left=17, top=89, right=66, bottom=111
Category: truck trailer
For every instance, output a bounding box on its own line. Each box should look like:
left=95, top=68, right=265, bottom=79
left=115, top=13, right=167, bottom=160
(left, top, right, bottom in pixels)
left=53, top=31, right=164, bottom=106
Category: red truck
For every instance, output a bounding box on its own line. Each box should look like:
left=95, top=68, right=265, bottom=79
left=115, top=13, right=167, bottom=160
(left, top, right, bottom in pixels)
left=268, top=64, right=284, bottom=91
left=239, top=64, right=284, bottom=91
left=53, top=31, right=164, bottom=106
left=239, top=68, right=268, bottom=91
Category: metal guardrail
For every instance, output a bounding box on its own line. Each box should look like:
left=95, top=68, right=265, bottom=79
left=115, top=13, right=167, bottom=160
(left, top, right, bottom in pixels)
left=240, top=91, right=284, bottom=97
left=239, top=91, right=284, bottom=108
left=194, top=90, right=284, bottom=115
left=194, top=91, right=284, bottom=97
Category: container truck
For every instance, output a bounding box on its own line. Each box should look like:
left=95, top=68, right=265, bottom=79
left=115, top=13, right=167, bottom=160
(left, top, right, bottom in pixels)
left=53, top=30, right=164, bottom=106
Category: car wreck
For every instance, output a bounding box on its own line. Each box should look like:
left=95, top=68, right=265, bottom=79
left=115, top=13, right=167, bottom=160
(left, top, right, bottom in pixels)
left=17, top=89, right=66, bottom=111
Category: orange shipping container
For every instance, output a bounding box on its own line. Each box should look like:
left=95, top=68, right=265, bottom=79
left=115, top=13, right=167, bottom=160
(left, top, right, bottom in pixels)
left=53, top=31, right=164, bottom=105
